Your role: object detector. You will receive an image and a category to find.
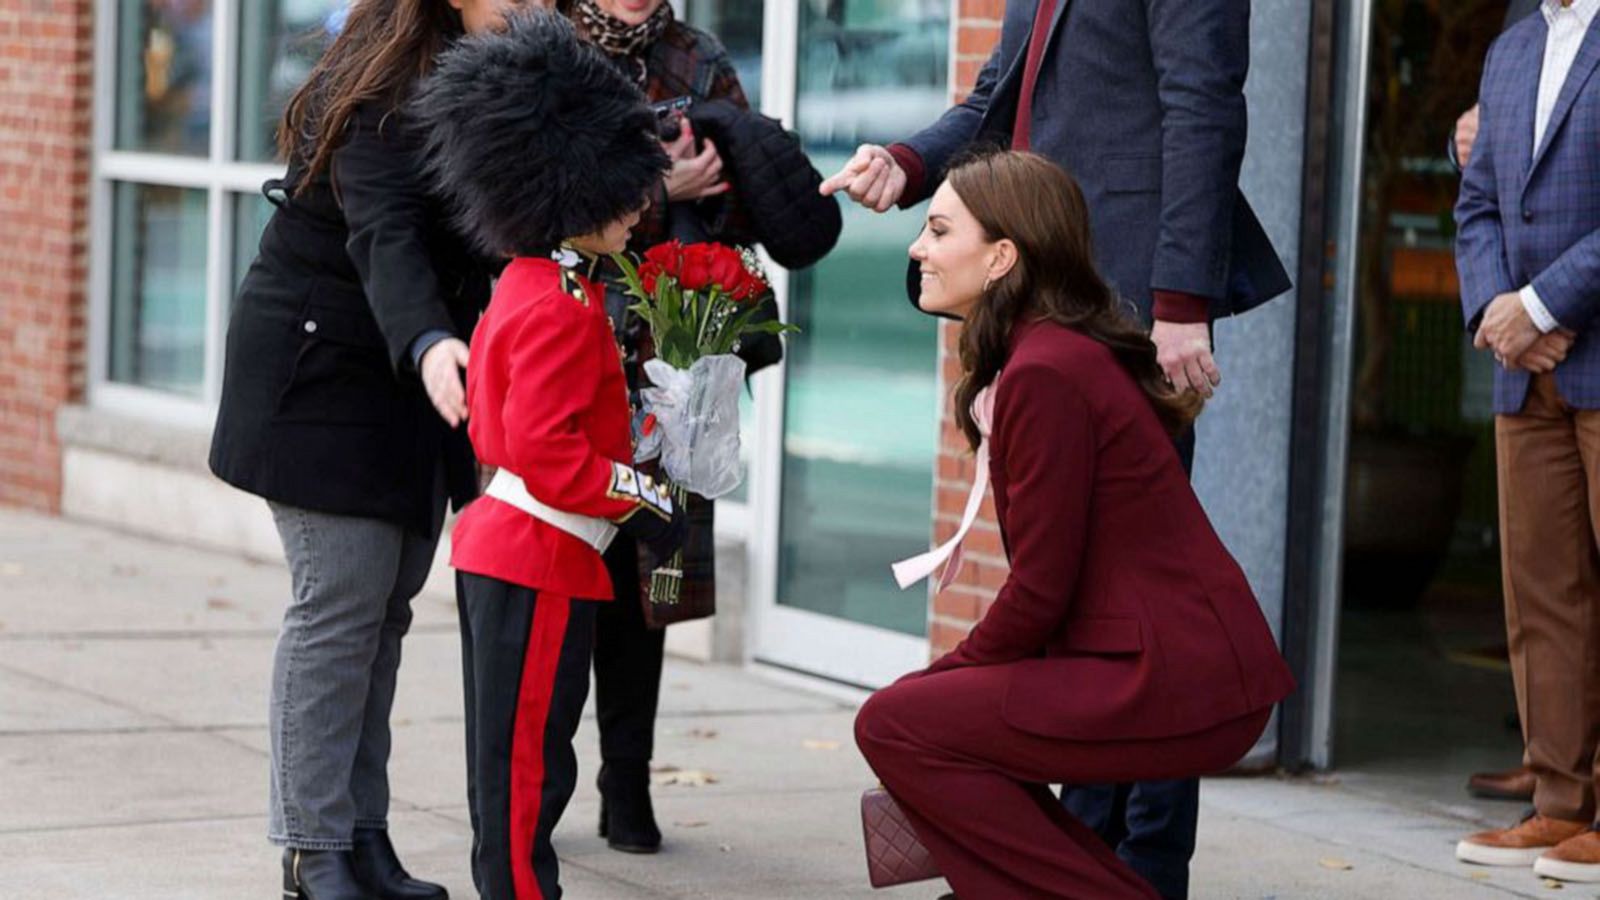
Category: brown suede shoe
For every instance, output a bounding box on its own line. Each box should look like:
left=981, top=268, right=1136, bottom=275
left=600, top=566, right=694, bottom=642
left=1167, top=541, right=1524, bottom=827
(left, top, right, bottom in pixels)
left=1535, top=829, right=1600, bottom=882
left=1457, top=815, right=1589, bottom=867
left=1467, top=765, right=1536, bottom=801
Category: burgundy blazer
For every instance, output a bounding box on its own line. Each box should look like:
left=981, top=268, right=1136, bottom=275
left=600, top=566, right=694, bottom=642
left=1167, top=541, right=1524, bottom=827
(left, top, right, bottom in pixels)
left=926, top=319, right=1296, bottom=741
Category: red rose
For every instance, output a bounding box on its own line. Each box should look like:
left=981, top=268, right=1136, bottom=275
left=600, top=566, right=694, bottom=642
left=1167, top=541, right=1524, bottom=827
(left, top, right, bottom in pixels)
left=644, top=240, right=684, bottom=277
left=638, top=260, right=664, bottom=294
left=678, top=243, right=717, bottom=291
left=737, top=265, right=769, bottom=302
left=723, top=251, right=767, bottom=302
left=705, top=244, right=747, bottom=294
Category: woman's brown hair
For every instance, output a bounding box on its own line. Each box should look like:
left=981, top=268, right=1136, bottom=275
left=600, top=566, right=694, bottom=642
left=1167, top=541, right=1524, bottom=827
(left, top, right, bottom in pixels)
left=946, top=151, right=1203, bottom=450
left=278, top=0, right=467, bottom=191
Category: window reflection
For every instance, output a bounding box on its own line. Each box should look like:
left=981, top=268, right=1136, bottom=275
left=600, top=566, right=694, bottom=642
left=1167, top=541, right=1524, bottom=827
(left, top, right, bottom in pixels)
left=776, top=0, right=948, bottom=637
left=117, top=0, right=213, bottom=155
left=237, top=0, right=349, bottom=162
left=686, top=0, right=764, bottom=107
left=109, top=184, right=209, bottom=396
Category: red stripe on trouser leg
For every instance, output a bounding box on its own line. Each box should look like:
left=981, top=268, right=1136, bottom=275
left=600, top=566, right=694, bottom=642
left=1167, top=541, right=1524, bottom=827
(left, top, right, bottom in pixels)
left=509, top=594, right=572, bottom=900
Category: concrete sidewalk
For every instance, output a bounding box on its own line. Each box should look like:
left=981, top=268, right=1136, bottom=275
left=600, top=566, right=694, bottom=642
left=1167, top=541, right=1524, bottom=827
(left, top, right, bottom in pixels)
left=0, top=508, right=1567, bottom=898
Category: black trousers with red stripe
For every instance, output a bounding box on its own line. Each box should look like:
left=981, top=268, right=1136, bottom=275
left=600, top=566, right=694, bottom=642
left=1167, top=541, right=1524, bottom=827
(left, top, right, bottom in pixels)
left=457, top=572, right=598, bottom=900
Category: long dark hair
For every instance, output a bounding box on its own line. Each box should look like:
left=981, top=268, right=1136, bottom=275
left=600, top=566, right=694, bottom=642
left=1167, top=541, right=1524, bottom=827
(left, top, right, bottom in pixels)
left=947, top=151, right=1202, bottom=450
left=278, top=0, right=466, bottom=190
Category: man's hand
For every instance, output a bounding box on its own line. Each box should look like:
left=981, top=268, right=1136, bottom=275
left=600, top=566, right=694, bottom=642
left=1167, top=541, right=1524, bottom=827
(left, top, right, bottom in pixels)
left=1474, top=291, right=1543, bottom=366
left=819, top=144, right=906, bottom=212
left=1455, top=104, right=1481, bottom=169
left=1152, top=320, right=1221, bottom=398
left=1508, top=329, right=1576, bottom=373
left=421, top=337, right=470, bottom=428
left=662, top=123, right=730, bottom=202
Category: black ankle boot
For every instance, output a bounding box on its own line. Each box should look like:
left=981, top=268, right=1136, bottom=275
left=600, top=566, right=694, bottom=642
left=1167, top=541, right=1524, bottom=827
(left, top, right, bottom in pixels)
left=350, top=829, right=448, bottom=900
left=283, top=849, right=374, bottom=900
left=597, top=760, right=661, bottom=854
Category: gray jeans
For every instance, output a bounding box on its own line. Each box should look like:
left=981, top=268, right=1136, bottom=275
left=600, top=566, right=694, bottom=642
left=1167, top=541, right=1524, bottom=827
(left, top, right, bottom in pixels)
left=266, top=502, right=440, bottom=850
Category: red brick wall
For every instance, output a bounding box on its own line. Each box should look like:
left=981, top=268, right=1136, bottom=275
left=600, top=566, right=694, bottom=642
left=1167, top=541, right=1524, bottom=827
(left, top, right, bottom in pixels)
left=929, top=1, right=1007, bottom=658
left=0, top=0, right=93, bottom=511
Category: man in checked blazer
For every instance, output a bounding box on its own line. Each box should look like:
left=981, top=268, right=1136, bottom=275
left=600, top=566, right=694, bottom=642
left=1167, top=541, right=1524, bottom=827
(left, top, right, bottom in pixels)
left=1451, top=0, right=1544, bottom=809
left=1454, top=0, right=1600, bottom=883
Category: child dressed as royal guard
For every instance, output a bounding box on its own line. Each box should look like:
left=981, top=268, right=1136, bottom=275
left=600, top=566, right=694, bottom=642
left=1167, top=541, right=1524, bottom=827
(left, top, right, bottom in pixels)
left=412, top=12, right=683, bottom=899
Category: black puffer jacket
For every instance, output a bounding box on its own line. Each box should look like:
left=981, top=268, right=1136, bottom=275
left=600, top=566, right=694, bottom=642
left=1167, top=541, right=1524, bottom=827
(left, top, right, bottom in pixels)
left=687, top=99, right=842, bottom=271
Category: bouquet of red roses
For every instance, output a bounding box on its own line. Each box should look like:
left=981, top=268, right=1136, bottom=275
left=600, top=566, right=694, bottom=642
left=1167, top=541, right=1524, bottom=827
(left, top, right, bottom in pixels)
left=615, top=242, right=794, bottom=499
left=616, top=240, right=788, bottom=370
left=614, top=241, right=795, bottom=602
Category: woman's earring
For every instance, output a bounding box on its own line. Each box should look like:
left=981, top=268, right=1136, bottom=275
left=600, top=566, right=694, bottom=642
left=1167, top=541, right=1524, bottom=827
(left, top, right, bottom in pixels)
left=982, top=275, right=994, bottom=293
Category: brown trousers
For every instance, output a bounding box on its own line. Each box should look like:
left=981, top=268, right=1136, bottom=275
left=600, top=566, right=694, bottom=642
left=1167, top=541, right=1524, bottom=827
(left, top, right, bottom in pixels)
left=1497, top=373, right=1600, bottom=824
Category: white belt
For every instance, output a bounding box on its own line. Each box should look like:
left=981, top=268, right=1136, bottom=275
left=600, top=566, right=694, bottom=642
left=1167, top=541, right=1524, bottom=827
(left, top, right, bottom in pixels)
left=485, top=469, right=619, bottom=553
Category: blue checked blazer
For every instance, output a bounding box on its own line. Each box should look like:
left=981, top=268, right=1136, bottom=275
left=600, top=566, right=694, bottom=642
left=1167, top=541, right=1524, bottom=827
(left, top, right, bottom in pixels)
left=1457, top=11, right=1600, bottom=414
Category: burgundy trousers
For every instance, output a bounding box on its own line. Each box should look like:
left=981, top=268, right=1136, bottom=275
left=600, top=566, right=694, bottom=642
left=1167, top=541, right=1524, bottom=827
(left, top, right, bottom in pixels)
left=855, top=663, right=1271, bottom=899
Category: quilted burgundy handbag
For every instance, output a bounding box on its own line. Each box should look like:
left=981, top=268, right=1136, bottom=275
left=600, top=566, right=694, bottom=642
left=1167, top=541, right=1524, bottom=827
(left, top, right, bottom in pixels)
left=861, top=786, right=941, bottom=888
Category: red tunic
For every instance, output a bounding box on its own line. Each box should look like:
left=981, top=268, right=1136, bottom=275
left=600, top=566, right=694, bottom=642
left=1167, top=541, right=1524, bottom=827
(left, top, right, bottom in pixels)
left=451, top=257, right=663, bottom=600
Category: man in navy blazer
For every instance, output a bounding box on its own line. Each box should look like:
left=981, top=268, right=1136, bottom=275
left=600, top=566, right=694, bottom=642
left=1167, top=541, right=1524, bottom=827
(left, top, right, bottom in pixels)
left=1454, top=0, right=1600, bottom=883
left=822, top=0, right=1289, bottom=400
left=821, top=2, right=1288, bottom=897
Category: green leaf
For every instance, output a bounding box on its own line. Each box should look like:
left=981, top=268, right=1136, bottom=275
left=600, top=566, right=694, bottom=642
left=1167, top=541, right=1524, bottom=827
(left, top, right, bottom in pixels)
left=745, top=321, right=801, bottom=336
left=610, top=252, right=648, bottom=300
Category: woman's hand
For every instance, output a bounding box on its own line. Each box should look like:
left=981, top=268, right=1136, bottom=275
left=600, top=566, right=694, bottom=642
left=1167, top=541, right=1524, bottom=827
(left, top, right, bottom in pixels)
left=661, top=122, right=730, bottom=202
left=421, top=337, right=471, bottom=428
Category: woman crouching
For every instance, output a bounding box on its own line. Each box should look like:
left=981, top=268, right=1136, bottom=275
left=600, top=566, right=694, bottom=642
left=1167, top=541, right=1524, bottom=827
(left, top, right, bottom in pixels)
left=854, top=151, right=1296, bottom=899
left=412, top=13, right=685, bottom=899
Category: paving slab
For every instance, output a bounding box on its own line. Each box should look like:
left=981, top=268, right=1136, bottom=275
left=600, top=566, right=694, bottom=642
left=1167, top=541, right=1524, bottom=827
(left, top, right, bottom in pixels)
left=0, top=728, right=265, bottom=833
left=0, top=506, right=1578, bottom=899
left=0, top=665, right=159, bottom=734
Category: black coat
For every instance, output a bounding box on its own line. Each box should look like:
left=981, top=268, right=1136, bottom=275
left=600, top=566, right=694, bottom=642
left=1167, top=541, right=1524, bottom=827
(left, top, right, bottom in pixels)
left=209, top=99, right=491, bottom=537
left=686, top=99, right=842, bottom=271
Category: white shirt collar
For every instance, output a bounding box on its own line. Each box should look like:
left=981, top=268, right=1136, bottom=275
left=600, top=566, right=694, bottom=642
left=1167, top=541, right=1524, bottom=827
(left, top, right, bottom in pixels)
left=1544, top=0, right=1600, bottom=28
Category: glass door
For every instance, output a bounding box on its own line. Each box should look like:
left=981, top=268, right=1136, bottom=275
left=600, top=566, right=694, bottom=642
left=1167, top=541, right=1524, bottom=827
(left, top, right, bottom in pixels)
left=751, top=0, right=949, bottom=688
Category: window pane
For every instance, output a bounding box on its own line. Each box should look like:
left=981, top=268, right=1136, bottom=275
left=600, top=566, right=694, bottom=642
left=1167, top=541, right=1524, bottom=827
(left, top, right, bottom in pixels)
left=231, top=191, right=276, bottom=295
left=685, top=0, right=763, bottom=107
left=775, top=0, right=949, bottom=637
left=115, top=0, right=213, bottom=155
left=236, top=0, right=349, bottom=162
left=109, top=183, right=209, bottom=396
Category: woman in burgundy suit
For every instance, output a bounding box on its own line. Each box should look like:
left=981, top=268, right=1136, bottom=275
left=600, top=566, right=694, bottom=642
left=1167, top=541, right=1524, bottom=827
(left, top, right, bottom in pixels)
left=855, top=151, right=1296, bottom=899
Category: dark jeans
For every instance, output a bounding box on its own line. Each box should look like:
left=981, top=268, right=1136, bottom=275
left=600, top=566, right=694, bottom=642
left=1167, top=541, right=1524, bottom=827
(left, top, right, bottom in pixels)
left=1060, top=780, right=1200, bottom=899
left=593, top=536, right=666, bottom=763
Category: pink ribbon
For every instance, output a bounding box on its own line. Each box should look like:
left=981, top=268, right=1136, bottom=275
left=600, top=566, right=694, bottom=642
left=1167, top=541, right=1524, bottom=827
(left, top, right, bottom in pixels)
left=892, top=385, right=995, bottom=592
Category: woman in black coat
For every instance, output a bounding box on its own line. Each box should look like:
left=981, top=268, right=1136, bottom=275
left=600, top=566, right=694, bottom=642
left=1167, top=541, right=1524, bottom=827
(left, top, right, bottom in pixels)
left=209, top=1, right=539, bottom=897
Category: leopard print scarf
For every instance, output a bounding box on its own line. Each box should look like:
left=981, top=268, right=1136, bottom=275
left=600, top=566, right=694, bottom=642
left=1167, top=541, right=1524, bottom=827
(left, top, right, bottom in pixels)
left=571, top=0, right=673, bottom=86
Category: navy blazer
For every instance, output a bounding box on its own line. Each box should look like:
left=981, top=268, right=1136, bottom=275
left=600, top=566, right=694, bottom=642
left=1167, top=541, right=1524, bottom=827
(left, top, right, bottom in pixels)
left=1457, top=11, right=1600, bottom=414
left=898, top=0, right=1289, bottom=322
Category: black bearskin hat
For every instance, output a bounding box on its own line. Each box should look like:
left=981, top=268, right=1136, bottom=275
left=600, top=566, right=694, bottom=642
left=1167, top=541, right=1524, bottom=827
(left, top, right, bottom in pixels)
left=412, top=10, right=670, bottom=256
